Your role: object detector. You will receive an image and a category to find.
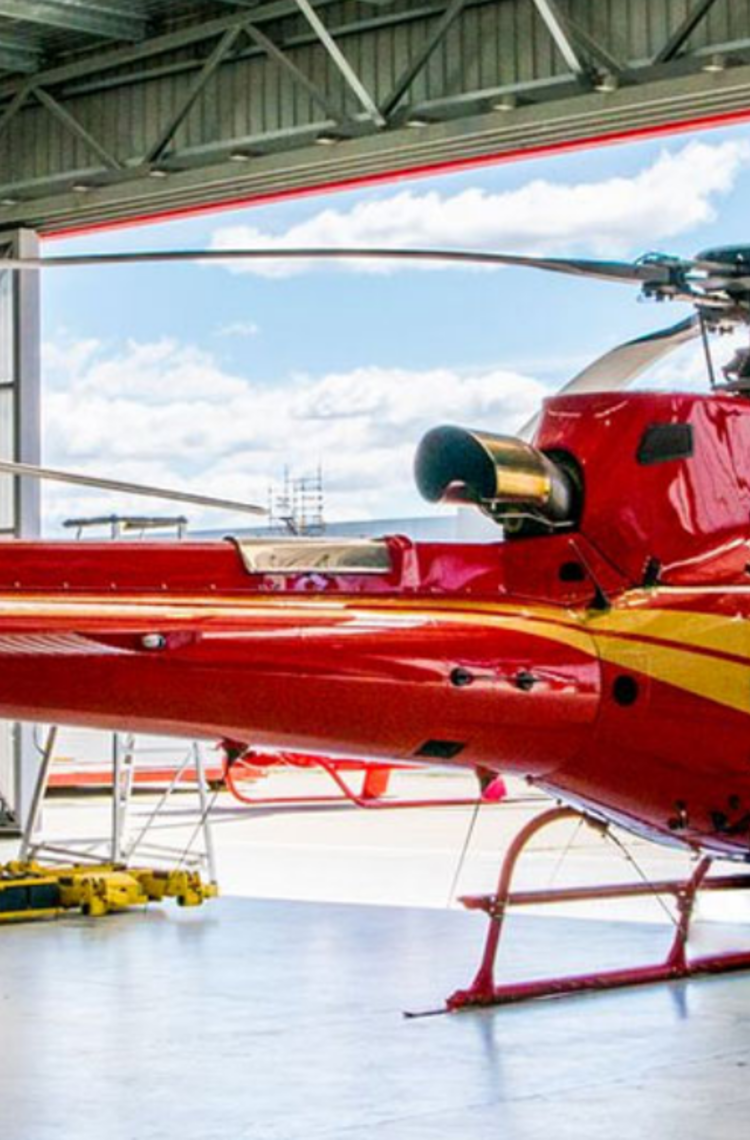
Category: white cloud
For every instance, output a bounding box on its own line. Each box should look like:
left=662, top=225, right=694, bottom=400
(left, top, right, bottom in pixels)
left=43, top=335, right=101, bottom=381
left=215, top=320, right=261, bottom=339
left=40, top=338, right=546, bottom=532
left=44, top=336, right=248, bottom=402
left=208, top=140, right=750, bottom=277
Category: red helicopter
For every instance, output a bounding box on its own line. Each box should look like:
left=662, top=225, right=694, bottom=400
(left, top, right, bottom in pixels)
left=3, top=241, right=750, bottom=1009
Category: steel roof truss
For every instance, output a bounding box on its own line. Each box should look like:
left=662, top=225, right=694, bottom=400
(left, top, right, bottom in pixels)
left=293, top=0, right=386, bottom=126
left=531, top=0, right=591, bottom=78
left=0, top=2, right=438, bottom=101
left=653, top=0, right=721, bottom=65
left=380, top=0, right=468, bottom=120
left=563, top=18, right=628, bottom=78
left=0, top=80, right=31, bottom=138
left=241, top=20, right=343, bottom=123
left=0, top=1, right=145, bottom=42
left=145, top=22, right=248, bottom=165
left=0, top=35, right=40, bottom=75
left=144, top=11, right=350, bottom=165
left=34, top=87, right=122, bottom=169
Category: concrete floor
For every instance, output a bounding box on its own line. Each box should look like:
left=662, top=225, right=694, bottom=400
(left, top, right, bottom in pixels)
left=2, top=899, right=750, bottom=1140
left=3, top=772, right=750, bottom=1139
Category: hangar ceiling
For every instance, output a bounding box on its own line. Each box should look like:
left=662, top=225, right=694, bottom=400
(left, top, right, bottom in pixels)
left=0, top=0, right=749, bottom=234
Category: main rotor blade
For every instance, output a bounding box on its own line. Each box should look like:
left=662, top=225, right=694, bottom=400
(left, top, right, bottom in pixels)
left=0, top=246, right=674, bottom=284
left=0, top=459, right=266, bottom=517
left=519, top=315, right=701, bottom=439
left=558, top=315, right=702, bottom=397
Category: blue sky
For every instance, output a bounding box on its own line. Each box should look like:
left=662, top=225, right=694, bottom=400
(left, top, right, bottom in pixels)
left=40, top=120, right=750, bottom=530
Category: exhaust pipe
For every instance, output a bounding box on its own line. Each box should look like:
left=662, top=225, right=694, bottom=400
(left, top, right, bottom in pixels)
left=414, top=426, right=576, bottom=526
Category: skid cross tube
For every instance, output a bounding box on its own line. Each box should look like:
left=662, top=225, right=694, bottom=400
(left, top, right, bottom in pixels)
left=448, top=806, right=750, bottom=1010
left=223, top=752, right=501, bottom=810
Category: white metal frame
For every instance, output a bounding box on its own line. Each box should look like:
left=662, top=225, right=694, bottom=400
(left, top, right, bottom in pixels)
left=0, top=226, right=40, bottom=835
left=20, top=728, right=218, bottom=886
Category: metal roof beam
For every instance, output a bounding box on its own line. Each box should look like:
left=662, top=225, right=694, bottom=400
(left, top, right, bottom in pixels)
left=52, top=4, right=452, bottom=102
left=531, top=0, right=590, bottom=77
left=564, top=19, right=628, bottom=77
left=0, top=81, right=31, bottom=136
left=653, top=0, right=721, bottom=64
left=242, top=20, right=343, bottom=122
left=0, top=36, right=40, bottom=75
left=0, top=1, right=437, bottom=101
left=145, top=22, right=247, bottom=164
left=8, top=58, right=750, bottom=235
left=0, top=1, right=145, bottom=42
left=294, top=0, right=386, bottom=126
left=34, top=86, right=123, bottom=168
left=380, top=0, right=468, bottom=119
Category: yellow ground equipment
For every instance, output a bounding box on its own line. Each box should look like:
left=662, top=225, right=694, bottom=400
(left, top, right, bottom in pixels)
left=0, top=860, right=217, bottom=922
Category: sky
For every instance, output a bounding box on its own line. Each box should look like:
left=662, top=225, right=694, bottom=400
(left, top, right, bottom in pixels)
left=39, top=120, right=750, bottom=533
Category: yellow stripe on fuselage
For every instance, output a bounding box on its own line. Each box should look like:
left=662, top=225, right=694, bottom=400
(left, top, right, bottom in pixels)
left=582, top=602, right=750, bottom=661
left=362, top=594, right=750, bottom=664
left=594, top=635, right=750, bottom=717
left=0, top=593, right=597, bottom=657
left=327, top=594, right=750, bottom=715
left=0, top=588, right=749, bottom=715
left=365, top=597, right=750, bottom=715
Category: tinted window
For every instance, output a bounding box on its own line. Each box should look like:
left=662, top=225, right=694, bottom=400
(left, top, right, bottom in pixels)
left=637, top=424, right=693, bottom=466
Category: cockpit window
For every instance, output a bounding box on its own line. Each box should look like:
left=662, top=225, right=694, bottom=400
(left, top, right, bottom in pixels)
left=637, top=424, right=693, bottom=466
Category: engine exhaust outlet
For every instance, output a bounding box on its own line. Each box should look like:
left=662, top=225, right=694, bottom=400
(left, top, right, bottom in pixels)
left=414, top=426, right=576, bottom=525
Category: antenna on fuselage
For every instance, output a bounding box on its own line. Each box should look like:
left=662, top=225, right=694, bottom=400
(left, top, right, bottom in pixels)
left=568, top=539, right=610, bottom=612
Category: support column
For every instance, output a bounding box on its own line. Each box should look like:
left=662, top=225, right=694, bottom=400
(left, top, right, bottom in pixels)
left=0, top=227, right=41, bottom=835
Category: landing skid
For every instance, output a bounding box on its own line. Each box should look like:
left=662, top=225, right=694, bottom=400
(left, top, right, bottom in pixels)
left=441, top=806, right=750, bottom=1012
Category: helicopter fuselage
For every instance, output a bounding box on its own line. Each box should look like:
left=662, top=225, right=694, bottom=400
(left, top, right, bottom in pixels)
left=1, top=390, right=749, bottom=857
